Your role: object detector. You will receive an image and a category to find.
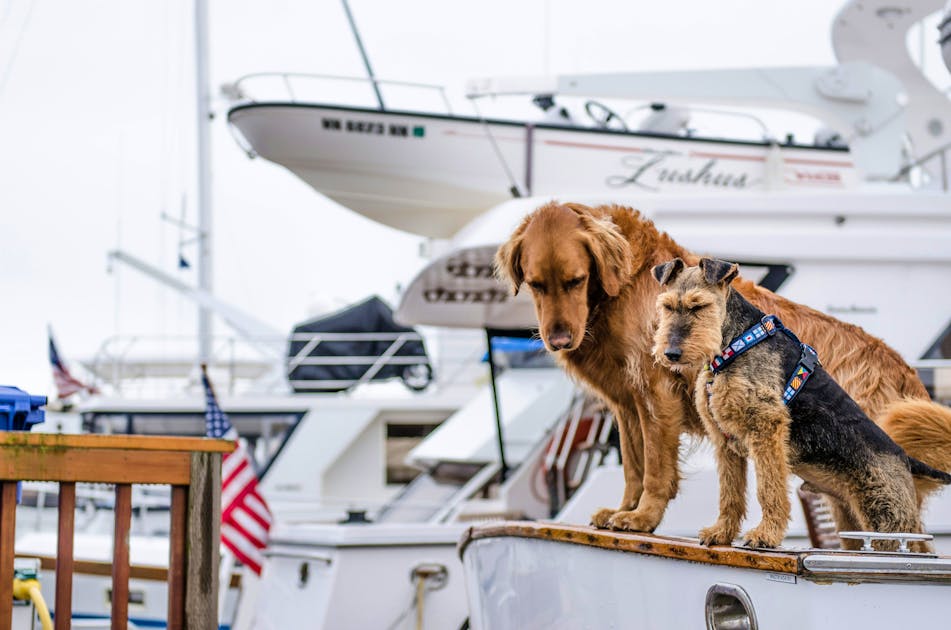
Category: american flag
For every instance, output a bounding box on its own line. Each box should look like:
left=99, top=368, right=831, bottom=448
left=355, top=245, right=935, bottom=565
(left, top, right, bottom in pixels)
left=202, top=367, right=272, bottom=575
left=48, top=327, right=98, bottom=400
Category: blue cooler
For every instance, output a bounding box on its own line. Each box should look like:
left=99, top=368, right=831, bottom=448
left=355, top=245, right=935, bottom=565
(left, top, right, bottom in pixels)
left=0, top=386, right=46, bottom=501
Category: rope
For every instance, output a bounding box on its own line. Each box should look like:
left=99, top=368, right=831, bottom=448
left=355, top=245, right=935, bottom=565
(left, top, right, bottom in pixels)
left=385, top=588, right=418, bottom=630
left=13, top=578, right=52, bottom=630
left=415, top=574, right=425, bottom=630
left=469, top=97, right=525, bottom=198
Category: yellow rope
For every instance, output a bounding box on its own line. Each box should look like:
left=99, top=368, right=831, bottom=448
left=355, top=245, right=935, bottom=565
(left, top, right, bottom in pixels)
left=12, top=578, right=53, bottom=630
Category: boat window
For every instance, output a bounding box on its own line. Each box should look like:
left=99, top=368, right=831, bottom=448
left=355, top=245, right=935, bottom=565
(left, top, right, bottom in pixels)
left=385, top=423, right=441, bottom=485
left=922, top=320, right=951, bottom=360
left=917, top=320, right=951, bottom=404
left=82, top=411, right=302, bottom=475
left=735, top=262, right=794, bottom=292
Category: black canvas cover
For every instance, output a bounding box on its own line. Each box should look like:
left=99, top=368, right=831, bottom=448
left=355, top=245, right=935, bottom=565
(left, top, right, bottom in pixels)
left=287, top=296, right=433, bottom=393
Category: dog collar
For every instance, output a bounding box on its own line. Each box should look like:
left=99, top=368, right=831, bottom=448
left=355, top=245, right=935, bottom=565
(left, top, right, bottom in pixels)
left=710, top=314, right=820, bottom=406
left=710, top=315, right=781, bottom=373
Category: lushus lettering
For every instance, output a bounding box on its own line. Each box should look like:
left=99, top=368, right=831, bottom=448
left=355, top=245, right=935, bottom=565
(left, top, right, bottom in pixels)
left=607, top=154, right=751, bottom=191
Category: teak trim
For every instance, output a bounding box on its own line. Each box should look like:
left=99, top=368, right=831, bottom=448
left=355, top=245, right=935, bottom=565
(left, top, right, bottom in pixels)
left=0, top=432, right=234, bottom=452
left=460, top=521, right=803, bottom=575
left=0, top=432, right=233, bottom=485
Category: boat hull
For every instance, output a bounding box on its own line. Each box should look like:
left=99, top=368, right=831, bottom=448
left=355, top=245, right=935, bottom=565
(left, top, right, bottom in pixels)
left=228, top=103, right=857, bottom=238
left=461, top=525, right=951, bottom=629
left=240, top=524, right=469, bottom=630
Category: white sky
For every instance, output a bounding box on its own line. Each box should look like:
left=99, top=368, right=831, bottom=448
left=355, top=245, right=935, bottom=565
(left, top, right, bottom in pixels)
left=0, top=0, right=907, bottom=396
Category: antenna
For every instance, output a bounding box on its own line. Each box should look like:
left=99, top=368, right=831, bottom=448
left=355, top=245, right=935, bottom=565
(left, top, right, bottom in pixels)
left=341, top=0, right=385, bottom=110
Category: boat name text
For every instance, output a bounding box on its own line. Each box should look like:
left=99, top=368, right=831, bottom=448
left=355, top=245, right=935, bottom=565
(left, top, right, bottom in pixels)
left=445, top=260, right=495, bottom=279
left=423, top=287, right=508, bottom=304
left=607, top=154, right=752, bottom=191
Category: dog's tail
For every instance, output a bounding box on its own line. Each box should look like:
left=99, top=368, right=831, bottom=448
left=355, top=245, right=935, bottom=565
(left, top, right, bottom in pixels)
left=878, top=398, right=951, bottom=496
left=908, top=457, right=951, bottom=484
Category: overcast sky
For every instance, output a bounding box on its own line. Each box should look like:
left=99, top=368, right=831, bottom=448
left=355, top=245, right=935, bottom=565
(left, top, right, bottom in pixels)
left=0, top=0, right=917, bottom=396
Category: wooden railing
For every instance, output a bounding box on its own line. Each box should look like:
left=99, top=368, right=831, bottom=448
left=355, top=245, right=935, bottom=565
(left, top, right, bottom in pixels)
left=0, top=432, right=234, bottom=630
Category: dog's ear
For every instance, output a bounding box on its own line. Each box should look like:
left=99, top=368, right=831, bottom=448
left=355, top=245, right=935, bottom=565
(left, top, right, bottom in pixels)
left=651, top=258, right=685, bottom=286
left=699, top=258, right=739, bottom=286
left=494, top=215, right=533, bottom=296
left=578, top=214, right=633, bottom=297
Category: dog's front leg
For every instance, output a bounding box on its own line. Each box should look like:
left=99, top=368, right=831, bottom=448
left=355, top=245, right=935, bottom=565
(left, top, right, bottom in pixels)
left=591, top=401, right=644, bottom=528
left=698, top=439, right=747, bottom=546
left=743, top=404, right=792, bottom=548
left=607, top=384, right=682, bottom=532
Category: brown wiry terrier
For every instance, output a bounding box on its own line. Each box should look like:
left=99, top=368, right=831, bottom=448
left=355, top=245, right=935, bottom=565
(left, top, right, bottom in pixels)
left=651, top=257, right=951, bottom=549
left=494, top=201, right=951, bottom=540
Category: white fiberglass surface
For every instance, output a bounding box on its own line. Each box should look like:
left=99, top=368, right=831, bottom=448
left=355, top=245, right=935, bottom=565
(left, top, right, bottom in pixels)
left=463, top=536, right=951, bottom=629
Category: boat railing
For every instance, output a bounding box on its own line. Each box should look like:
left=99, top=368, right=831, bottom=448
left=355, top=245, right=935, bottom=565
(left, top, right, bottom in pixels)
left=20, top=481, right=172, bottom=536
left=3, top=432, right=232, bottom=629
left=912, top=358, right=951, bottom=404
left=82, top=333, right=284, bottom=396
left=82, top=329, right=452, bottom=396
left=286, top=330, right=429, bottom=392
left=225, top=72, right=453, bottom=114
left=892, top=141, right=951, bottom=191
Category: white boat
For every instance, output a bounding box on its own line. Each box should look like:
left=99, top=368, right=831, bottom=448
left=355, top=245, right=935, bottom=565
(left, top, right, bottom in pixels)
left=460, top=522, right=951, bottom=629
left=216, top=0, right=951, bottom=627
left=226, top=91, right=863, bottom=239
left=225, top=1, right=949, bottom=242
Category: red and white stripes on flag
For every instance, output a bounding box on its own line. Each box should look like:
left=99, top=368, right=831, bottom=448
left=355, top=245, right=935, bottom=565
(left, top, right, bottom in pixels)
left=48, top=327, right=98, bottom=400
left=203, top=368, right=273, bottom=575
left=220, top=439, right=273, bottom=574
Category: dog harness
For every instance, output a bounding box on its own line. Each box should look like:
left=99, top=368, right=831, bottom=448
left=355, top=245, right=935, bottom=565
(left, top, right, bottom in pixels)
left=706, top=314, right=820, bottom=406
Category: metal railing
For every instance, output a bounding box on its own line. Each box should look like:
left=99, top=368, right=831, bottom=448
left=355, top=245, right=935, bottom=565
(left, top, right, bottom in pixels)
left=81, top=330, right=452, bottom=396
left=892, top=141, right=951, bottom=191
left=225, top=72, right=453, bottom=114
left=286, top=331, right=428, bottom=392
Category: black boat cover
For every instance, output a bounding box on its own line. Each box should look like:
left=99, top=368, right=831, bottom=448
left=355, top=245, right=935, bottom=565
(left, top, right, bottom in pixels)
left=287, top=296, right=433, bottom=393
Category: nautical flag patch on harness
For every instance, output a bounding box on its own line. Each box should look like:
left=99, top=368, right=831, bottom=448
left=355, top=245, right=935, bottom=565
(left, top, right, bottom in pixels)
left=708, top=315, right=820, bottom=406
left=710, top=315, right=781, bottom=372
left=781, top=344, right=819, bottom=405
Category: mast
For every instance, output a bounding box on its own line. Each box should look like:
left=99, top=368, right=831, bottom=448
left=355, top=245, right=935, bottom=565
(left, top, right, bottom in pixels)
left=194, top=0, right=213, bottom=364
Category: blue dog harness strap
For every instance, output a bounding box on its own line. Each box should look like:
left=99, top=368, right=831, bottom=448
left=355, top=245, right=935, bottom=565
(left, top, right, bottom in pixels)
left=782, top=343, right=819, bottom=404
left=708, top=314, right=820, bottom=407
left=710, top=315, right=781, bottom=373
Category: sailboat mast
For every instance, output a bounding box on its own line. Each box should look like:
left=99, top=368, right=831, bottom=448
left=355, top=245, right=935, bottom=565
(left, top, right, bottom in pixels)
left=194, top=0, right=213, bottom=364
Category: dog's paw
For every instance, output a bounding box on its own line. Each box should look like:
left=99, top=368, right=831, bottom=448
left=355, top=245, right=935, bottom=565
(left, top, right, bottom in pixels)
left=698, top=523, right=737, bottom=546
left=590, top=508, right=616, bottom=529
left=742, top=525, right=784, bottom=549
left=606, top=509, right=658, bottom=533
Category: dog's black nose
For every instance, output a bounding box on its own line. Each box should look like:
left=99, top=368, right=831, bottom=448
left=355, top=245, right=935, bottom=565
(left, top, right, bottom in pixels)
left=664, top=348, right=682, bottom=362
left=548, top=330, right=572, bottom=350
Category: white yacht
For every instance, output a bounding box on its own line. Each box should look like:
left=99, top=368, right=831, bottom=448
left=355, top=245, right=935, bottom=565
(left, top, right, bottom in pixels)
left=218, top=0, right=951, bottom=628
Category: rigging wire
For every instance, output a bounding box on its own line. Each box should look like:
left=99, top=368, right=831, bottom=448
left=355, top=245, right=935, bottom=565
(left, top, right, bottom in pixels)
left=0, top=0, right=37, bottom=104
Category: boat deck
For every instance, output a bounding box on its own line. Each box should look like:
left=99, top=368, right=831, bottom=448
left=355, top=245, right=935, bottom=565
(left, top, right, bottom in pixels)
left=460, top=521, right=951, bottom=583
